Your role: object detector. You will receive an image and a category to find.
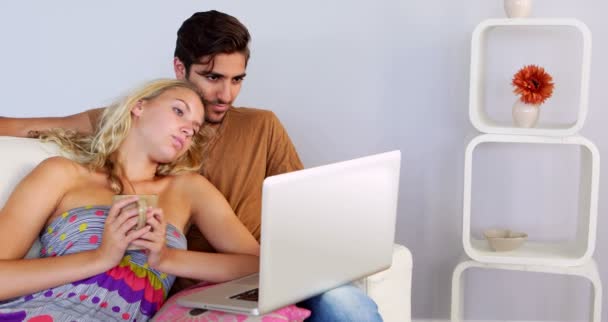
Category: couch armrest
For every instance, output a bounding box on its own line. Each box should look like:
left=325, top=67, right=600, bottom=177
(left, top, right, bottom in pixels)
left=353, top=243, right=412, bottom=322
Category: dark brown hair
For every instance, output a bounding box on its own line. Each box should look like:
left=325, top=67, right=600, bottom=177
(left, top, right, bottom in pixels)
left=174, top=10, right=251, bottom=75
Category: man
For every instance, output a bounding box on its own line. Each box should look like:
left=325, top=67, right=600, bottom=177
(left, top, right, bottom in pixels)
left=0, top=10, right=382, bottom=322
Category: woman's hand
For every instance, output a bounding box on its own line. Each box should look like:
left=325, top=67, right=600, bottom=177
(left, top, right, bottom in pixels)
left=130, top=207, right=167, bottom=270
left=95, top=196, right=151, bottom=268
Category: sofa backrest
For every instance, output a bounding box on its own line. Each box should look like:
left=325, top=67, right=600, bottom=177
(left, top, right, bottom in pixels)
left=0, top=136, right=61, bottom=258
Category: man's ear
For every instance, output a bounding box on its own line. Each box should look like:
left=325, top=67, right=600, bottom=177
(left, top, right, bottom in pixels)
left=174, top=57, right=187, bottom=80
left=131, top=100, right=144, bottom=117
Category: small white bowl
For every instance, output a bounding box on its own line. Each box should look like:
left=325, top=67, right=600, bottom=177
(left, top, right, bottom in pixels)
left=483, top=229, right=528, bottom=252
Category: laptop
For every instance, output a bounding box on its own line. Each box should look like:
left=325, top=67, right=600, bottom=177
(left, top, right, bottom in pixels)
left=177, top=150, right=401, bottom=315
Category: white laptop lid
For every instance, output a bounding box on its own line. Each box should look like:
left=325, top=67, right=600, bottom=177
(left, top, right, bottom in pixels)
left=257, top=150, right=401, bottom=313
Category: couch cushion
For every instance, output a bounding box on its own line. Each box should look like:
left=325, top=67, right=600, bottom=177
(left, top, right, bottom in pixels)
left=363, top=244, right=413, bottom=321
left=0, top=137, right=61, bottom=258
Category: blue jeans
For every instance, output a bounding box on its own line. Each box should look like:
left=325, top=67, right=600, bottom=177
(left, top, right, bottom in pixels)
left=298, top=284, right=383, bottom=322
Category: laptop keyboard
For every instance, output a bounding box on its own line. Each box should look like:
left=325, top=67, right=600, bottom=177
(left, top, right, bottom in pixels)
left=229, top=288, right=259, bottom=302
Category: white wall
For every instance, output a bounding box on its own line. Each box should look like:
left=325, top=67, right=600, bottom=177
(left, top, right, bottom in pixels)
left=0, top=1, right=606, bottom=320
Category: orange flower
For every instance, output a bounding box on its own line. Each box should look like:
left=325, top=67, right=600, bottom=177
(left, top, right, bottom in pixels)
left=512, top=65, right=554, bottom=105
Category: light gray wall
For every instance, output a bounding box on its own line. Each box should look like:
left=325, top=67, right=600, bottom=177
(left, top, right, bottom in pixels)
left=0, top=1, right=606, bottom=320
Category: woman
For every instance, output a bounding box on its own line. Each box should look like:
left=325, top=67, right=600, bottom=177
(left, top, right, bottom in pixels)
left=0, top=79, right=260, bottom=321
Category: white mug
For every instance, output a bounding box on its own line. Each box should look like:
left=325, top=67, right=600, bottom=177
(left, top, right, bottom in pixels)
left=112, top=194, right=158, bottom=250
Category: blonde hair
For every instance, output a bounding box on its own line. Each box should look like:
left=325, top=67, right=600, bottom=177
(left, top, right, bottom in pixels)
left=41, top=79, right=207, bottom=193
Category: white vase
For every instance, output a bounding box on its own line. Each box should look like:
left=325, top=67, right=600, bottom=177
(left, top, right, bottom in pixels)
left=504, top=0, right=532, bottom=18
left=512, top=100, right=540, bottom=128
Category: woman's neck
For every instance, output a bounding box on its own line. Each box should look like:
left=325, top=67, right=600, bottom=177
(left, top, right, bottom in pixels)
left=114, top=138, right=158, bottom=183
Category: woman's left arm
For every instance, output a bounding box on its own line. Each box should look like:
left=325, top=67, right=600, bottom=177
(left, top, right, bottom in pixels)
left=136, top=174, right=259, bottom=283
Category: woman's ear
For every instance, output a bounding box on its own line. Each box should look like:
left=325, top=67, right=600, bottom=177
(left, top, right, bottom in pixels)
left=131, top=100, right=144, bottom=117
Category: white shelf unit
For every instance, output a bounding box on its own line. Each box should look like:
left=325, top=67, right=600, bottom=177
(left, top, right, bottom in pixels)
left=469, top=18, right=591, bottom=136
left=463, top=134, right=600, bottom=266
left=451, top=258, right=603, bottom=322
left=453, top=15, right=603, bottom=321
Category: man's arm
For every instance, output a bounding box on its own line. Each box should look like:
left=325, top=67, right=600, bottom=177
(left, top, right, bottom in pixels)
left=0, top=108, right=104, bottom=137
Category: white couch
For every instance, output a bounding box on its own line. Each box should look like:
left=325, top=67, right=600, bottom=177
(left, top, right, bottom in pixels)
left=0, top=136, right=413, bottom=321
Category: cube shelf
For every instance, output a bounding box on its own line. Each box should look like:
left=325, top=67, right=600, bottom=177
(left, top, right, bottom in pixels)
left=469, top=18, right=591, bottom=136
left=451, top=258, right=603, bottom=322
left=462, top=134, right=600, bottom=266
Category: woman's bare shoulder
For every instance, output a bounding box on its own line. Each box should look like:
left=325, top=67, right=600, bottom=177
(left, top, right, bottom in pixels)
left=38, top=156, right=83, bottom=170
left=34, top=156, right=88, bottom=180
left=166, top=173, right=223, bottom=205
left=170, top=172, right=212, bottom=189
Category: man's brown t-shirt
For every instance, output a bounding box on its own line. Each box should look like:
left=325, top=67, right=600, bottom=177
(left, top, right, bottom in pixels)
left=189, top=107, right=303, bottom=246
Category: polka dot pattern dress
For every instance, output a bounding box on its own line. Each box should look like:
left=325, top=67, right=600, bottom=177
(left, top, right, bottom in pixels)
left=0, top=205, right=187, bottom=322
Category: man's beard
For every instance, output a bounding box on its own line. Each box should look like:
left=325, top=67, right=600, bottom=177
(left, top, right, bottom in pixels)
left=203, top=98, right=232, bottom=124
